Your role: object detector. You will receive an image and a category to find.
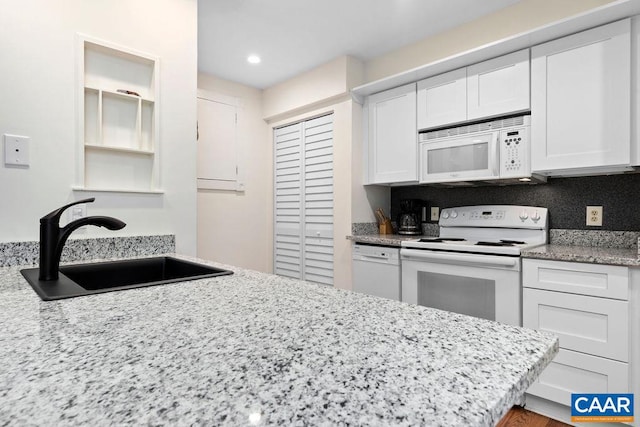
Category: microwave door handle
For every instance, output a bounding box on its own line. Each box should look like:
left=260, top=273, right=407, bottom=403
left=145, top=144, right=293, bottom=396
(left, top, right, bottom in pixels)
left=492, top=133, right=500, bottom=176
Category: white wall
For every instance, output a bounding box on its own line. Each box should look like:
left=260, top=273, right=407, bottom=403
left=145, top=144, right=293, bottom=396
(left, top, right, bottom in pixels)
left=263, top=56, right=363, bottom=121
left=197, top=73, right=271, bottom=272
left=261, top=56, right=367, bottom=289
left=0, top=0, right=198, bottom=255
left=364, top=0, right=616, bottom=83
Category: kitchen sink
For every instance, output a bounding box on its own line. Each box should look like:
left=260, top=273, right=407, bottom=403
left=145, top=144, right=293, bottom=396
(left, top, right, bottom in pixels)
left=21, top=257, right=233, bottom=301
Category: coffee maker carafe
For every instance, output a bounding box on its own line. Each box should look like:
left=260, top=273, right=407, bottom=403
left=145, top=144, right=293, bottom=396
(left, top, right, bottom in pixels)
left=398, top=199, right=423, bottom=235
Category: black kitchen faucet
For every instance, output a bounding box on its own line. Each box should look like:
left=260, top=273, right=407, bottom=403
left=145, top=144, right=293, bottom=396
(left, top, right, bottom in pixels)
left=39, top=198, right=126, bottom=280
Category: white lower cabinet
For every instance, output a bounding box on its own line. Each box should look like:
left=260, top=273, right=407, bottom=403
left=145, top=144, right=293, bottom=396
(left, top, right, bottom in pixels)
left=523, top=288, right=628, bottom=362
left=523, top=259, right=631, bottom=416
left=528, top=348, right=629, bottom=406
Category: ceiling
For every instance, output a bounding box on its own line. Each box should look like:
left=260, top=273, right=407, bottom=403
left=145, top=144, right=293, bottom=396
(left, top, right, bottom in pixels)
left=198, top=0, right=522, bottom=89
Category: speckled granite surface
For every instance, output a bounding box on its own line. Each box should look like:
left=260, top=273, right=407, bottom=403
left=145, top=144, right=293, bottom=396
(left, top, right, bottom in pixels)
left=549, top=229, right=640, bottom=249
left=351, top=222, right=379, bottom=235
left=347, top=234, right=422, bottom=247
left=349, top=229, right=640, bottom=260
left=0, top=255, right=558, bottom=426
left=0, top=235, right=175, bottom=267
left=522, top=244, right=640, bottom=267
left=351, top=223, right=439, bottom=238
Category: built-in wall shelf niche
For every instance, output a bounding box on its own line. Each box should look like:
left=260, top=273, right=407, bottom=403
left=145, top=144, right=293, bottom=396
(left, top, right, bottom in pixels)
left=76, top=35, right=162, bottom=193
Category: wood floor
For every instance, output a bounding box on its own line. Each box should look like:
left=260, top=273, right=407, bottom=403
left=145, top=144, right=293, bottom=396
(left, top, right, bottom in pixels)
left=497, top=406, right=571, bottom=427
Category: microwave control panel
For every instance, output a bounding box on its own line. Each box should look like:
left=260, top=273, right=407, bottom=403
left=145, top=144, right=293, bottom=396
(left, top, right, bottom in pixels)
left=499, top=127, right=530, bottom=178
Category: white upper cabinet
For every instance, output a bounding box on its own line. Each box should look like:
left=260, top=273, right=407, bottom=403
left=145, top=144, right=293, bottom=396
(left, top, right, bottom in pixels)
left=366, top=83, right=417, bottom=184
left=467, top=49, right=530, bottom=120
left=417, top=68, right=466, bottom=130
left=531, top=19, right=632, bottom=176
left=417, top=49, right=530, bottom=130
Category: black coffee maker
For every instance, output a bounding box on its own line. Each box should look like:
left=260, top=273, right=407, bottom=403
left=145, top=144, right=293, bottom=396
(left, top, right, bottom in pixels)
left=398, top=199, right=424, bottom=235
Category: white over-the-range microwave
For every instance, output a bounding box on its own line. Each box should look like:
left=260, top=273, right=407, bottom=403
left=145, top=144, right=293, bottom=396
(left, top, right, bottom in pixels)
left=419, top=114, right=544, bottom=185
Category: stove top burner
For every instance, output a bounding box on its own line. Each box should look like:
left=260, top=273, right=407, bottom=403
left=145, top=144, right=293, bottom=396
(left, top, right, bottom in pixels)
left=476, top=241, right=514, bottom=247
left=500, top=239, right=526, bottom=245
left=475, top=239, right=527, bottom=247
left=418, top=237, right=466, bottom=243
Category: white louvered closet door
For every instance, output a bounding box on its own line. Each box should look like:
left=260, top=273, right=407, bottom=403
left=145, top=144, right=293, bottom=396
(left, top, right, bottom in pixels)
left=274, top=114, right=334, bottom=285
left=274, top=123, right=303, bottom=279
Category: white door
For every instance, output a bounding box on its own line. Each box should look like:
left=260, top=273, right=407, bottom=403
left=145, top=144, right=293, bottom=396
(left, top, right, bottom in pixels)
left=367, top=83, right=417, bottom=183
left=531, top=19, right=631, bottom=174
left=197, top=96, right=238, bottom=189
left=274, top=123, right=303, bottom=279
left=417, top=68, right=466, bottom=130
left=274, top=114, right=334, bottom=285
left=467, top=49, right=530, bottom=120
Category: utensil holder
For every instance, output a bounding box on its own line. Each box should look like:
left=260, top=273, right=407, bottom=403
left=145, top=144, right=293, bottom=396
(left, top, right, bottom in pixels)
left=379, top=220, right=393, bottom=235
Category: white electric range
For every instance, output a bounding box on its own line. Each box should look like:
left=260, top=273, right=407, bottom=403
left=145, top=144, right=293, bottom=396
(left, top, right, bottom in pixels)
left=400, top=205, right=548, bottom=326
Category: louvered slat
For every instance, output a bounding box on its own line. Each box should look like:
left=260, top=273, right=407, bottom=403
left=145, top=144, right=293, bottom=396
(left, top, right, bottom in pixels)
left=275, top=114, right=333, bottom=285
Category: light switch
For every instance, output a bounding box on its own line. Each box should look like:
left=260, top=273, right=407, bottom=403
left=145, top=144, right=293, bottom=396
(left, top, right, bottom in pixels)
left=4, top=134, right=30, bottom=167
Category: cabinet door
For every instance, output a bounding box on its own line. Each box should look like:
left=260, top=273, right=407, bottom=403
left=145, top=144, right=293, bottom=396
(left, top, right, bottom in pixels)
left=367, top=83, right=417, bottom=184
left=417, top=68, right=466, bottom=130
left=197, top=96, right=238, bottom=187
left=522, top=258, right=629, bottom=300
left=527, top=348, right=629, bottom=406
left=523, top=288, right=629, bottom=362
left=467, top=49, right=530, bottom=120
left=531, top=19, right=631, bottom=174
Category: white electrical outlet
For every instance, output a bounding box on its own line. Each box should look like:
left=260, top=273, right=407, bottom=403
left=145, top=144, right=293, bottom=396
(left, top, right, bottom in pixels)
left=68, top=203, right=87, bottom=232
left=586, top=206, right=603, bottom=226
left=4, top=134, right=30, bottom=167
left=430, top=207, right=440, bottom=221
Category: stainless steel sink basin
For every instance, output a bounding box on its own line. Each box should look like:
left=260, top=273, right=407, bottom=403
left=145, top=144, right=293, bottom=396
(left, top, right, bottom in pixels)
left=21, top=257, right=233, bottom=301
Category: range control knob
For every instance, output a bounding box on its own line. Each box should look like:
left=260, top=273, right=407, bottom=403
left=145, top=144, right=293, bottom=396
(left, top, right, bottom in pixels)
left=519, top=210, right=529, bottom=222
left=531, top=210, right=541, bottom=223
left=450, top=210, right=458, bottom=219
left=441, top=211, right=450, bottom=219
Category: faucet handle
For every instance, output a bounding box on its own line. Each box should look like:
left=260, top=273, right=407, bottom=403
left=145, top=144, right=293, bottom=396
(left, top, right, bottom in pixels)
left=41, top=198, right=95, bottom=223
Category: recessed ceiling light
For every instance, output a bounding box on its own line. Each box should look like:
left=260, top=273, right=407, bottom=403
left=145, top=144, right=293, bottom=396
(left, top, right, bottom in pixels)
left=247, top=55, right=261, bottom=64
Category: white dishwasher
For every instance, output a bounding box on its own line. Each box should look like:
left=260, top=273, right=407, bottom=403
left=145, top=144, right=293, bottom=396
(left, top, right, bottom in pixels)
left=352, top=243, right=401, bottom=301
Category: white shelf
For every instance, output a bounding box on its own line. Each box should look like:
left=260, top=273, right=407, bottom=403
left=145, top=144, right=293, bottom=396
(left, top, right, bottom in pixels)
left=72, top=186, right=164, bottom=194
left=85, top=86, right=154, bottom=102
left=84, top=143, right=154, bottom=156
left=77, top=34, right=160, bottom=193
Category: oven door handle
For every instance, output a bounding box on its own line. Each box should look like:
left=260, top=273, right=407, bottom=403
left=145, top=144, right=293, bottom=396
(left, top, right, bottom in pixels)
left=401, top=248, right=518, bottom=268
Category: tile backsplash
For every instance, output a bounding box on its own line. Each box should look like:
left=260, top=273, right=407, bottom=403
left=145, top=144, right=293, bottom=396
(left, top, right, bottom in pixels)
left=391, top=173, right=640, bottom=231
left=0, top=235, right=175, bottom=267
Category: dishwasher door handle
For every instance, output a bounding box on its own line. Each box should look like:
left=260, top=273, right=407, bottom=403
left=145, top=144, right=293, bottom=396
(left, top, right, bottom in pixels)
left=356, top=254, right=390, bottom=261
left=401, top=248, right=518, bottom=268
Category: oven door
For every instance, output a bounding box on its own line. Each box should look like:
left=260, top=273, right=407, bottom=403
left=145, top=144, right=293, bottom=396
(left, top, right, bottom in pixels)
left=419, top=131, right=499, bottom=183
left=400, top=248, right=522, bottom=326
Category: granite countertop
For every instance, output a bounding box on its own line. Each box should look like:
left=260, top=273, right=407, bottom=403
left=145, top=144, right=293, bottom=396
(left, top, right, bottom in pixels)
left=347, top=234, right=422, bottom=247
left=0, top=255, right=557, bottom=426
left=522, top=244, right=640, bottom=267
left=349, top=234, right=640, bottom=267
